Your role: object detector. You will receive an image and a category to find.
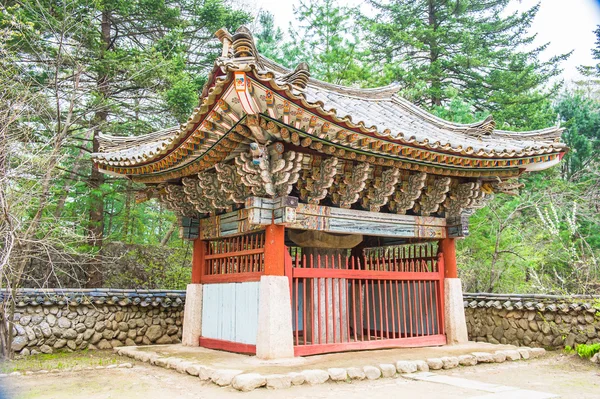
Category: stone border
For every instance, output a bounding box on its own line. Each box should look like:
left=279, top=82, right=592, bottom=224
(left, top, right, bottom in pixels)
left=0, top=362, right=133, bottom=378
left=115, top=346, right=546, bottom=391
left=1, top=288, right=186, bottom=308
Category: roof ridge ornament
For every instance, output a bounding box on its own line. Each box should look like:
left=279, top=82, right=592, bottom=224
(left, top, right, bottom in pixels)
left=464, top=115, right=496, bottom=137
left=231, top=26, right=257, bottom=59
left=215, top=28, right=233, bottom=57
left=276, top=62, right=311, bottom=91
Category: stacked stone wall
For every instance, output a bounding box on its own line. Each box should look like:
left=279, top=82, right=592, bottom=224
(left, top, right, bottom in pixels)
left=464, top=293, right=600, bottom=349
left=7, top=290, right=600, bottom=355
left=4, top=289, right=185, bottom=356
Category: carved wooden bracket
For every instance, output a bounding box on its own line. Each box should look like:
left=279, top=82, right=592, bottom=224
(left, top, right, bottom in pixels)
left=181, top=177, right=212, bottom=213
left=302, top=157, right=339, bottom=204
left=389, top=172, right=426, bottom=214
left=235, top=144, right=303, bottom=198
left=331, top=162, right=370, bottom=208
left=215, top=162, right=248, bottom=203
left=445, top=182, right=481, bottom=218
left=198, top=172, right=233, bottom=211
left=363, top=167, right=400, bottom=212
left=160, top=184, right=198, bottom=218
left=418, top=176, right=451, bottom=216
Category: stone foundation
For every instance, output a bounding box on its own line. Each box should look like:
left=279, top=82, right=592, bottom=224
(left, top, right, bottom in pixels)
left=464, top=293, right=600, bottom=348
left=444, top=278, right=468, bottom=344
left=115, top=345, right=546, bottom=391
left=4, top=289, right=185, bottom=356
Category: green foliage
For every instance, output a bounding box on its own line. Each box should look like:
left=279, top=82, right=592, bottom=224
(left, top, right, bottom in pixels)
left=0, top=350, right=120, bottom=373
left=362, top=0, right=568, bottom=129
left=2, top=0, right=250, bottom=290
left=575, top=343, right=600, bottom=360
left=458, top=166, right=600, bottom=294
left=564, top=345, right=576, bottom=355
left=556, top=92, right=600, bottom=182
left=431, top=95, right=488, bottom=124
left=255, top=11, right=286, bottom=64
left=102, top=242, right=192, bottom=289
left=256, top=0, right=370, bottom=85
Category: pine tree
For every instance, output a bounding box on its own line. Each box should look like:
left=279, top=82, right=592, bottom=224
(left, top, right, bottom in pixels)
left=364, top=0, right=569, bottom=128
left=254, top=11, right=286, bottom=64
left=557, top=25, right=600, bottom=180
left=284, top=0, right=368, bottom=85
left=9, top=0, right=250, bottom=286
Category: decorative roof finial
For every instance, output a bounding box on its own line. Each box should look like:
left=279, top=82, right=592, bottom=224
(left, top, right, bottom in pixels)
left=215, top=28, right=233, bottom=57
left=232, top=26, right=256, bottom=58
left=278, top=62, right=311, bottom=90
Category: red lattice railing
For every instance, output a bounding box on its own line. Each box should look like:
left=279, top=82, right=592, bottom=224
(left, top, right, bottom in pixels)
left=202, top=232, right=265, bottom=283
left=287, top=242, right=446, bottom=356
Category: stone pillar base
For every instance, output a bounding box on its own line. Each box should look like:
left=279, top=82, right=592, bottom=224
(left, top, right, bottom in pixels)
left=444, top=278, right=468, bottom=345
left=256, top=276, right=294, bottom=359
left=182, top=283, right=203, bottom=346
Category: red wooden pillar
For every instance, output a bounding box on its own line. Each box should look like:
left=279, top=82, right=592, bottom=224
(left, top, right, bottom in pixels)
left=191, top=238, right=206, bottom=283
left=440, top=238, right=457, bottom=278
left=264, top=223, right=285, bottom=275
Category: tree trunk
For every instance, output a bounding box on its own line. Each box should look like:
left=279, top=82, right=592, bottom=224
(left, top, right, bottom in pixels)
left=122, top=180, right=132, bottom=243
left=53, top=143, right=89, bottom=219
left=160, top=223, right=176, bottom=246
left=86, top=10, right=111, bottom=288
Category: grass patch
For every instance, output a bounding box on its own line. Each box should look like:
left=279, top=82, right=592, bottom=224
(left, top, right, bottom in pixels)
left=0, top=350, right=121, bottom=373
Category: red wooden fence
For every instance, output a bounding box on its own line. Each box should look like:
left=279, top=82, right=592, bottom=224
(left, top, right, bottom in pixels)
left=288, top=243, right=446, bottom=356
left=202, top=232, right=265, bottom=283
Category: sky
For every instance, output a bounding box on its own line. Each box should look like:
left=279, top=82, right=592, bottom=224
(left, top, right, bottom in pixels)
left=249, top=0, right=600, bottom=83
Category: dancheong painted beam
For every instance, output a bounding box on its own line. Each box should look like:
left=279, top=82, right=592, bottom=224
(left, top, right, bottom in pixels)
left=197, top=196, right=445, bottom=240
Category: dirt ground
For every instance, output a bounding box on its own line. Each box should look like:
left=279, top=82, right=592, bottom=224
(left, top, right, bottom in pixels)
left=2, top=353, right=599, bottom=399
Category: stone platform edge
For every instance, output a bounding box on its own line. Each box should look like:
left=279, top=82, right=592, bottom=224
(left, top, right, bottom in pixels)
left=115, top=346, right=546, bottom=391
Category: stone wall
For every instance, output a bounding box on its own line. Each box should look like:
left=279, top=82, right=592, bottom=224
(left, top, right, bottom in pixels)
left=464, top=293, right=600, bottom=349
left=3, top=289, right=186, bottom=356
left=6, top=290, right=600, bottom=356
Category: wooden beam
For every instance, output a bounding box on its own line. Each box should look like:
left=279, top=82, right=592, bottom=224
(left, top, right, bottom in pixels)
left=287, top=203, right=446, bottom=239
left=264, top=223, right=285, bottom=275
left=201, top=272, right=263, bottom=284
left=197, top=196, right=446, bottom=240
left=293, top=334, right=446, bottom=356
left=440, top=238, right=457, bottom=278
left=198, top=209, right=265, bottom=240
left=293, top=268, right=441, bottom=281
left=199, top=337, right=256, bottom=355
left=191, top=239, right=206, bottom=284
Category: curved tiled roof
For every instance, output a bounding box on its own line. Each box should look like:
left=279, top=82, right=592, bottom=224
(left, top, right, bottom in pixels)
left=92, top=26, right=566, bottom=178
left=94, top=127, right=183, bottom=166
left=275, top=79, right=565, bottom=157
left=257, top=54, right=565, bottom=157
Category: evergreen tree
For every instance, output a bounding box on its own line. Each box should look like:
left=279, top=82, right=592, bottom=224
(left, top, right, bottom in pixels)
left=8, top=0, right=250, bottom=286
left=556, top=26, right=600, bottom=181
left=254, top=11, right=286, bottom=64
left=555, top=93, right=600, bottom=180
left=284, top=0, right=368, bottom=85
left=364, top=0, right=569, bottom=128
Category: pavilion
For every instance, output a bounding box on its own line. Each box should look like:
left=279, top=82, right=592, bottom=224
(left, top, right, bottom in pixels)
left=92, top=26, right=566, bottom=359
